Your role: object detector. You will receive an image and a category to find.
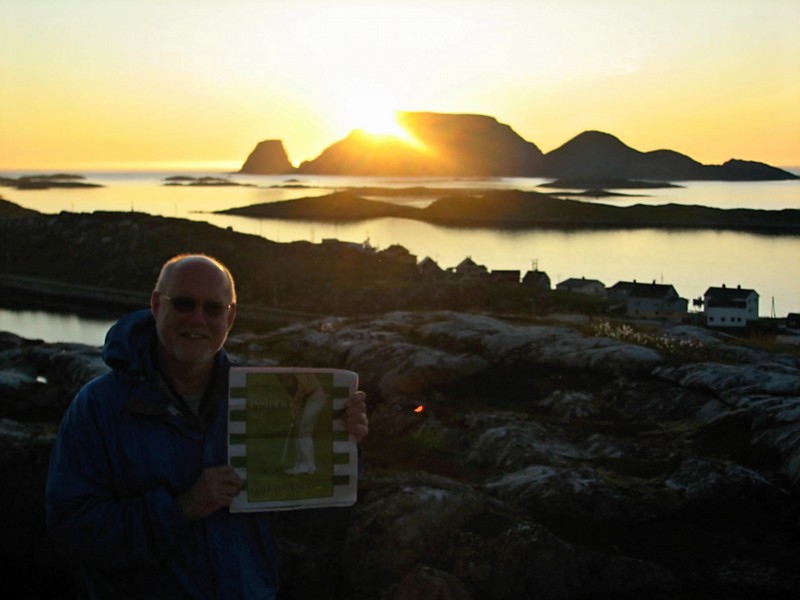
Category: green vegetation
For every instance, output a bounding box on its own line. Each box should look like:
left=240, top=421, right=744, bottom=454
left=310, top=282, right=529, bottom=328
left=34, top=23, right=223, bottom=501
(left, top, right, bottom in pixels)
left=587, top=319, right=800, bottom=363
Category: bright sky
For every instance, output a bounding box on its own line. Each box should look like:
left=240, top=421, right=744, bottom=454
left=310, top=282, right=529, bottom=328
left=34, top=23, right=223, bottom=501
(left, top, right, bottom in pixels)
left=2, top=0, right=799, bottom=171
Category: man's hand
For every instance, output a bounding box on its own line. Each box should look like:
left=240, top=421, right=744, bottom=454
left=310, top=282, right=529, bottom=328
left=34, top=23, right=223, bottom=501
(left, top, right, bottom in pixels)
left=177, top=465, right=243, bottom=520
left=344, top=391, right=369, bottom=443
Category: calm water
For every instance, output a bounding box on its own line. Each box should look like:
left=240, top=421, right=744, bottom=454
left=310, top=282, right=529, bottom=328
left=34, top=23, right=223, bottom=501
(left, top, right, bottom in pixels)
left=0, top=307, right=115, bottom=346
left=1, top=169, right=799, bottom=343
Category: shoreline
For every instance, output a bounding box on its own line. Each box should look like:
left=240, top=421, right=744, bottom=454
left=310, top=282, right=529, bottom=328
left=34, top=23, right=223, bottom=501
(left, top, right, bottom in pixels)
left=0, top=274, right=318, bottom=331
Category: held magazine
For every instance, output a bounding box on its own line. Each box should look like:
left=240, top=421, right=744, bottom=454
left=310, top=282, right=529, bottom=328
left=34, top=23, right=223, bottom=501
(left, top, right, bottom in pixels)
left=227, top=367, right=359, bottom=512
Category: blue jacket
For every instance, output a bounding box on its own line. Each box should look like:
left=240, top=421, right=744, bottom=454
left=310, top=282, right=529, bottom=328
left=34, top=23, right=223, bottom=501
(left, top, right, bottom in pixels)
left=45, top=310, right=279, bottom=599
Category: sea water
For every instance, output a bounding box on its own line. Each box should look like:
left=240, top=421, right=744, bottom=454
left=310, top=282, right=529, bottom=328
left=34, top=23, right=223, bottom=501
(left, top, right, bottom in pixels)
left=1, top=170, right=798, bottom=343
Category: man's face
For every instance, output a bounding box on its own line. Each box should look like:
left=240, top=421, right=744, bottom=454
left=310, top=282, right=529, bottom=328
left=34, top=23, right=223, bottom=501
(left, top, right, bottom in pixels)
left=151, top=259, right=236, bottom=370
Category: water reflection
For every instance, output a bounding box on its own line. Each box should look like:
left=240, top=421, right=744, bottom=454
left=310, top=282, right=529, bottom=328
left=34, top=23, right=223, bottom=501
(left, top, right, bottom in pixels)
left=1, top=171, right=798, bottom=318
left=0, top=308, right=114, bottom=346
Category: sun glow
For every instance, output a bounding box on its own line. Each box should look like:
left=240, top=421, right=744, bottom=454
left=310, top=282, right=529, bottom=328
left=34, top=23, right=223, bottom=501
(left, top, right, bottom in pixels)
left=339, top=83, right=418, bottom=143
left=2, top=2, right=798, bottom=169
left=358, top=109, right=412, bottom=140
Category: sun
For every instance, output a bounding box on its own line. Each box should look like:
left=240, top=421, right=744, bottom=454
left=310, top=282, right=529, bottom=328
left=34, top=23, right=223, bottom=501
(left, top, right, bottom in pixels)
left=340, top=84, right=416, bottom=142
left=357, top=107, right=409, bottom=139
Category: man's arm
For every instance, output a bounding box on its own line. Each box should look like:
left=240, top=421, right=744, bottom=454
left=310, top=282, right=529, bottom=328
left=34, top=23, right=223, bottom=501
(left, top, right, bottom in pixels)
left=45, top=385, right=196, bottom=567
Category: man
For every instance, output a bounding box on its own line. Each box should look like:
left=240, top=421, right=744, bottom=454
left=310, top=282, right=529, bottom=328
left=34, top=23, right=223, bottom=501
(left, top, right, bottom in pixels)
left=45, top=254, right=369, bottom=599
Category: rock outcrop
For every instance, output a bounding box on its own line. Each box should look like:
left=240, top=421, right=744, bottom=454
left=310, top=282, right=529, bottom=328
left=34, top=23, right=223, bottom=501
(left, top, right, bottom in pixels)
left=6, top=312, right=800, bottom=598
left=238, top=139, right=295, bottom=175
left=542, top=131, right=796, bottom=181
left=295, top=112, right=544, bottom=177
left=262, top=111, right=797, bottom=180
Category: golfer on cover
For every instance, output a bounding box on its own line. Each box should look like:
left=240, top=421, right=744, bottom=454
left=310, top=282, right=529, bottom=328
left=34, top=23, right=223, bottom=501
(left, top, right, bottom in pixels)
left=280, top=373, right=327, bottom=475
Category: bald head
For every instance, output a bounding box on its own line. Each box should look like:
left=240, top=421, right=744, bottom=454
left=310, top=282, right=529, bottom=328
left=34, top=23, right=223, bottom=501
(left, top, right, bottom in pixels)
left=150, top=254, right=237, bottom=377
left=154, top=254, right=236, bottom=303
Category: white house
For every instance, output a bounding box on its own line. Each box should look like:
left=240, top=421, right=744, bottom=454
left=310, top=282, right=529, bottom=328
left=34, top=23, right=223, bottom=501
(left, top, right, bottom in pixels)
left=703, top=285, right=759, bottom=328
left=556, top=277, right=607, bottom=298
left=608, top=280, right=688, bottom=321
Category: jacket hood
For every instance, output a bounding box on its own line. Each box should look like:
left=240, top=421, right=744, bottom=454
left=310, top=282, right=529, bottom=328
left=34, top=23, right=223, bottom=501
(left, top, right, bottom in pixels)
left=101, top=309, right=231, bottom=424
left=102, top=309, right=157, bottom=376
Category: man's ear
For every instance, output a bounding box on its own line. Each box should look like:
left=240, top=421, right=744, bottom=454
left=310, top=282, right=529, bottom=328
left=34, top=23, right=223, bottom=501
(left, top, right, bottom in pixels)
left=151, top=291, right=161, bottom=318
left=226, top=304, right=237, bottom=331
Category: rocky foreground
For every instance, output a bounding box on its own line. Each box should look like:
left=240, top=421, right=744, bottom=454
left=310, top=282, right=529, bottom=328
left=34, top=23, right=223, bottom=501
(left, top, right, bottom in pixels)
left=2, top=312, right=800, bottom=599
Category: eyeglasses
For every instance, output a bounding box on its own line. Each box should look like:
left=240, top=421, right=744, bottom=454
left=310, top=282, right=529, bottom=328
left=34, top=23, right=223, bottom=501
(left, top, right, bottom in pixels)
left=161, top=295, right=233, bottom=318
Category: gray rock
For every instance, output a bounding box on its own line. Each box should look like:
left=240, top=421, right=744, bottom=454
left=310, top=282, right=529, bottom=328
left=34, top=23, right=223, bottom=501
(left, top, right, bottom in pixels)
left=462, top=412, right=586, bottom=470
left=485, top=464, right=652, bottom=523
left=391, top=565, right=471, bottom=600
left=343, top=472, right=486, bottom=595
left=655, top=362, right=800, bottom=398
left=7, top=310, right=800, bottom=598
left=492, top=521, right=676, bottom=600
left=665, top=457, right=788, bottom=502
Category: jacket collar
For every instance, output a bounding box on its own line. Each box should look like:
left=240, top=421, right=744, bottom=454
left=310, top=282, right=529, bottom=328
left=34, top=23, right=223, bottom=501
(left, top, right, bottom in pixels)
left=105, top=310, right=230, bottom=425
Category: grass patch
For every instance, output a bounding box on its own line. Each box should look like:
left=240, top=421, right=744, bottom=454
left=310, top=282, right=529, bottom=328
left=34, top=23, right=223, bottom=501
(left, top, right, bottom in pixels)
left=587, top=319, right=800, bottom=363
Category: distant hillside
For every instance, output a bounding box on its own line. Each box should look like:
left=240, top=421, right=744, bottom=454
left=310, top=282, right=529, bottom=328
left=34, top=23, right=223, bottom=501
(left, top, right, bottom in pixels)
left=241, top=111, right=797, bottom=181
left=217, top=189, right=800, bottom=233
left=219, top=191, right=417, bottom=220
left=294, top=112, right=543, bottom=177
left=0, top=198, right=38, bottom=217
left=542, top=131, right=795, bottom=181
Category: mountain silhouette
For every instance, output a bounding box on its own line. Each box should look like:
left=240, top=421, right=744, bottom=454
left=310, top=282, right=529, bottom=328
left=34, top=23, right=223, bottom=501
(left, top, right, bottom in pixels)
left=294, top=112, right=543, bottom=177
left=238, top=140, right=294, bottom=174
left=240, top=112, right=797, bottom=181
left=542, top=131, right=793, bottom=180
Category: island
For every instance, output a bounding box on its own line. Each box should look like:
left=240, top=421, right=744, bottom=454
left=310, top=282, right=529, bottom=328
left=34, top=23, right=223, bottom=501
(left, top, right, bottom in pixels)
left=215, top=189, right=800, bottom=233
left=0, top=174, right=103, bottom=190
left=238, top=111, right=798, bottom=181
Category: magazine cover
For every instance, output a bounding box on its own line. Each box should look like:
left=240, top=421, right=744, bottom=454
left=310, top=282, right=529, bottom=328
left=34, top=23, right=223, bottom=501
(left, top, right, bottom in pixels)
left=228, top=367, right=359, bottom=512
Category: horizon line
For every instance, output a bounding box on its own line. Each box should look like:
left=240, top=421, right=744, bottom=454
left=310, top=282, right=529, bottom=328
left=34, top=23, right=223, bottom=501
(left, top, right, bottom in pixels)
left=2, top=162, right=799, bottom=177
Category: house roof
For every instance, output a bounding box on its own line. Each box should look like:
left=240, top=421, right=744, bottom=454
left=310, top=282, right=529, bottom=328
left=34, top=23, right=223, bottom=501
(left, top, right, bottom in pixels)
left=704, top=286, right=758, bottom=300
left=609, top=281, right=678, bottom=299
left=557, top=277, right=604, bottom=289
left=456, top=257, right=487, bottom=271
left=704, top=286, right=758, bottom=309
left=418, top=257, right=444, bottom=272
left=524, top=270, right=550, bottom=280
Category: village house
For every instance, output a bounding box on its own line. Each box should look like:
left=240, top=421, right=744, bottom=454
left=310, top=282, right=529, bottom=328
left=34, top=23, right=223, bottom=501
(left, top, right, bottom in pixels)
left=417, top=256, right=445, bottom=280
left=703, top=284, right=759, bottom=328
left=556, top=277, right=607, bottom=298
left=608, top=280, right=688, bottom=321
left=454, top=257, right=488, bottom=279
left=321, top=237, right=377, bottom=254
left=522, top=270, right=551, bottom=290
left=487, top=270, right=521, bottom=284
left=379, top=244, right=417, bottom=265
